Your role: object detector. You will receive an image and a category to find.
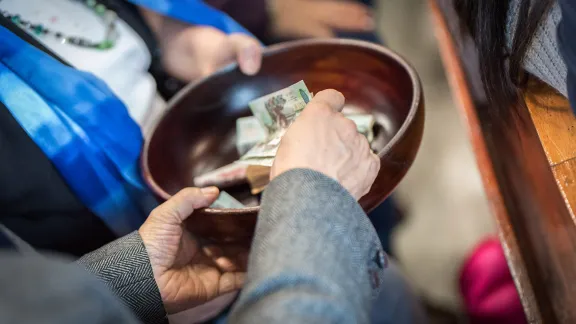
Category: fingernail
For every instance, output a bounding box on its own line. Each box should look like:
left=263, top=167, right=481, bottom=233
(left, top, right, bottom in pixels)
left=241, top=45, right=259, bottom=75
left=201, top=186, right=219, bottom=195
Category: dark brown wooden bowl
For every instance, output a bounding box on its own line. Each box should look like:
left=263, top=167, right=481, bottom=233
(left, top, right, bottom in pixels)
left=142, top=39, right=424, bottom=244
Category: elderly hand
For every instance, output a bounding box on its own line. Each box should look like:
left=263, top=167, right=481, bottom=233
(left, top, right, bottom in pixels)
left=139, top=187, right=247, bottom=315
left=269, top=0, right=375, bottom=39
left=141, top=8, right=262, bottom=81
left=271, top=90, right=380, bottom=200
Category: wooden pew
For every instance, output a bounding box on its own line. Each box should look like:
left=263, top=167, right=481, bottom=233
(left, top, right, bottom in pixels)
left=430, top=0, right=576, bottom=322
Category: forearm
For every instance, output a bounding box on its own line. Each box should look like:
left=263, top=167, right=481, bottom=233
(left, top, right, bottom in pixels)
left=558, top=0, right=576, bottom=113
left=229, top=169, right=386, bottom=323
left=77, top=231, right=167, bottom=324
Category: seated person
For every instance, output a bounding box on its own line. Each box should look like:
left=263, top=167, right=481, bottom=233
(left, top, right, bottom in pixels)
left=206, top=0, right=377, bottom=43
left=0, top=0, right=262, bottom=256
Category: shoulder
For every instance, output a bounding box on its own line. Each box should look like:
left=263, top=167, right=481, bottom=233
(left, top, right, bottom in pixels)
left=507, top=0, right=567, bottom=96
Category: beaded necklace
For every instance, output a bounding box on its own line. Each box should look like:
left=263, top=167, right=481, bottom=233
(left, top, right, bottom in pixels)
left=0, top=0, right=119, bottom=50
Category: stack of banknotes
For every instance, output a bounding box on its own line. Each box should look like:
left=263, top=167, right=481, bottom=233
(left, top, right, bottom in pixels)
left=197, top=80, right=377, bottom=208
left=237, top=81, right=375, bottom=167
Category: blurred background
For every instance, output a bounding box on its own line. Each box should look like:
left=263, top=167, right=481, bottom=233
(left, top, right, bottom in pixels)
left=375, top=0, right=495, bottom=321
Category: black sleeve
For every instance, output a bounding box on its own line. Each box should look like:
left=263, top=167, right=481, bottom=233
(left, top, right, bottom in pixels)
left=0, top=101, right=116, bottom=257
left=557, top=0, right=576, bottom=113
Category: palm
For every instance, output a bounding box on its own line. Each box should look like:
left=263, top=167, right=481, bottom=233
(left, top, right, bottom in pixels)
left=148, top=224, right=247, bottom=314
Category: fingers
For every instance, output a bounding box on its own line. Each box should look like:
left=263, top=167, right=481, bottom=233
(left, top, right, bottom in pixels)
left=219, top=272, right=246, bottom=294
left=309, top=89, right=346, bottom=113
left=149, top=187, right=220, bottom=224
left=312, top=1, right=374, bottom=32
left=228, top=33, right=262, bottom=76
left=203, top=245, right=249, bottom=272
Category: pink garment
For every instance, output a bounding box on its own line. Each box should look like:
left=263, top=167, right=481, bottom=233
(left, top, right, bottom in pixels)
left=459, top=238, right=527, bottom=324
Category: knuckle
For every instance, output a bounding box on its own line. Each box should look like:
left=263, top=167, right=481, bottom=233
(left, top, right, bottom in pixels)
left=311, top=101, right=333, bottom=115
left=340, top=117, right=358, bottom=135
left=180, top=187, right=202, bottom=198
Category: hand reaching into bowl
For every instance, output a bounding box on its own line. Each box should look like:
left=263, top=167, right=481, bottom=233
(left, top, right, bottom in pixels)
left=139, top=187, right=248, bottom=315
left=268, top=0, right=375, bottom=39
left=271, top=90, right=381, bottom=200
left=140, top=8, right=262, bottom=81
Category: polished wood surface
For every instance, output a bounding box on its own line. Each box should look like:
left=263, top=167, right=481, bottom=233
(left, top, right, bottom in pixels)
left=431, top=0, right=576, bottom=322
left=142, top=39, right=424, bottom=243
left=524, top=80, right=576, bottom=166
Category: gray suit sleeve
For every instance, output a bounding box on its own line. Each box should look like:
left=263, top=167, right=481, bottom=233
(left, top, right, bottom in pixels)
left=0, top=253, right=140, bottom=324
left=229, top=169, right=387, bottom=324
left=77, top=231, right=167, bottom=324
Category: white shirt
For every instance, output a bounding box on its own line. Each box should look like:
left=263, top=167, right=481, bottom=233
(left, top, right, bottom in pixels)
left=0, top=0, right=161, bottom=126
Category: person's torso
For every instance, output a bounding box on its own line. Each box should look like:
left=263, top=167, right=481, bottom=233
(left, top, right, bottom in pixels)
left=0, top=0, right=157, bottom=124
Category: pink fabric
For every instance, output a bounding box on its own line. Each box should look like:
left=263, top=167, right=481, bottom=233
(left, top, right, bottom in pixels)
left=459, top=238, right=527, bottom=324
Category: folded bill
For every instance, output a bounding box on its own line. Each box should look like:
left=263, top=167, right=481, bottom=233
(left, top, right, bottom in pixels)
left=248, top=80, right=312, bottom=135
left=346, top=114, right=376, bottom=143
left=236, top=81, right=313, bottom=167
left=238, top=103, right=376, bottom=167
left=194, top=163, right=248, bottom=188
left=236, top=116, right=268, bottom=155
left=210, top=191, right=245, bottom=209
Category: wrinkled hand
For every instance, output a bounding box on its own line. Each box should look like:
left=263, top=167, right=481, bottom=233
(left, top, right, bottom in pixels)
left=139, top=187, right=248, bottom=314
left=269, top=0, right=375, bottom=39
left=141, top=8, right=262, bottom=81
left=271, top=90, right=380, bottom=199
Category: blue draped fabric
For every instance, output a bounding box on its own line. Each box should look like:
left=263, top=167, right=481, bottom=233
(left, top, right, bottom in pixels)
left=127, top=0, right=256, bottom=37
left=0, top=26, right=157, bottom=236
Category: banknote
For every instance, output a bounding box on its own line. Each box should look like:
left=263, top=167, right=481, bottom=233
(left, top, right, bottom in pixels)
left=237, top=114, right=376, bottom=167
left=237, top=81, right=377, bottom=167
left=238, top=138, right=279, bottom=160
left=236, top=116, right=268, bottom=155
left=236, top=155, right=275, bottom=167
left=210, top=191, right=246, bottom=209
left=194, top=163, right=248, bottom=188
left=346, top=114, right=376, bottom=142
left=248, top=80, right=312, bottom=135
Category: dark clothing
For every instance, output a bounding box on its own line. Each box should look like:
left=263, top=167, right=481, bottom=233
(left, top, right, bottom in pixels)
left=205, top=0, right=270, bottom=41
left=0, top=101, right=115, bottom=257
left=558, top=0, right=576, bottom=113
left=205, top=0, right=382, bottom=45
left=0, top=253, right=142, bottom=324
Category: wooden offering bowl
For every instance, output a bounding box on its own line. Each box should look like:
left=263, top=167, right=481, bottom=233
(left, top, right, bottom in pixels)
left=142, top=39, right=424, bottom=244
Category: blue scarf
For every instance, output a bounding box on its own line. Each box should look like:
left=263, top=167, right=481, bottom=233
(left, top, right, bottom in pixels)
left=127, top=0, right=254, bottom=36
left=0, top=27, right=157, bottom=236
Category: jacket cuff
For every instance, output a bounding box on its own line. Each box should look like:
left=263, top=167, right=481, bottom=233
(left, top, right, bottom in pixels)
left=77, top=231, right=167, bottom=324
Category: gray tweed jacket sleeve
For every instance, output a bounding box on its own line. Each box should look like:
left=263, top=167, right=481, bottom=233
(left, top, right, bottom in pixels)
left=229, top=169, right=387, bottom=324
left=77, top=231, right=167, bottom=324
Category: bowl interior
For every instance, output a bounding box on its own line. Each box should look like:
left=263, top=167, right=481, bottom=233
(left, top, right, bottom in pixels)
left=144, top=39, right=420, bottom=212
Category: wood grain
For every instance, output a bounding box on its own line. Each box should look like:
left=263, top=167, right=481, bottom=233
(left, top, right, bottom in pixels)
left=431, top=0, right=576, bottom=322
left=524, top=80, right=576, bottom=165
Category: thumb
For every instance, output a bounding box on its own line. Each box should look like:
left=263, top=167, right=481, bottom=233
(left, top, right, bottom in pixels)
left=149, top=187, right=220, bottom=225
left=228, top=33, right=262, bottom=76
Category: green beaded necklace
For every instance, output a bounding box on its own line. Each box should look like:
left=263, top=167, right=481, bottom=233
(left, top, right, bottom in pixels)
left=0, top=0, right=119, bottom=50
